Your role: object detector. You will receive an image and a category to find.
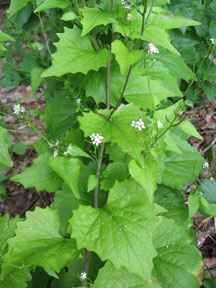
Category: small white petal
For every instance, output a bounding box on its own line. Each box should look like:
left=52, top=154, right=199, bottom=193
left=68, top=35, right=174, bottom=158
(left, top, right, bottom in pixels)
left=131, top=119, right=145, bottom=131
left=157, top=121, right=164, bottom=129
left=210, top=38, right=216, bottom=44
left=80, top=272, right=87, bottom=281
left=13, top=104, right=25, bottom=115
left=148, top=43, right=159, bottom=55
left=90, top=133, right=104, bottom=146
left=203, top=162, right=209, bottom=169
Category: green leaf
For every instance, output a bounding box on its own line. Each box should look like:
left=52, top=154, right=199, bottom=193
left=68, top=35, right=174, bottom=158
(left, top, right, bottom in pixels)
left=149, top=8, right=200, bottom=30
left=85, top=66, right=123, bottom=105
left=0, top=267, right=31, bottom=288
left=0, top=127, right=13, bottom=168
left=1, top=208, right=78, bottom=285
left=199, top=196, right=216, bottom=217
left=81, top=7, right=115, bottom=36
left=49, top=157, right=81, bottom=199
left=87, top=174, right=97, bottom=192
left=153, top=217, right=202, bottom=288
left=51, top=259, right=83, bottom=288
left=161, top=140, right=203, bottom=189
left=7, top=0, right=31, bottom=17
left=70, top=179, right=156, bottom=280
left=51, top=185, right=78, bottom=234
left=188, top=193, right=200, bottom=218
left=101, top=161, right=128, bottom=190
left=113, top=12, right=179, bottom=54
left=0, top=31, right=14, bottom=42
left=155, top=51, right=196, bottom=82
left=125, top=74, right=182, bottom=110
left=0, top=215, right=18, bottom=258
left=43, top=27, right=109, bottom=77
left=64, top=145, right=91, bottom=159
left=35, top=0, right=69, bottom=12
left=61, top=11, right=77, bottom=21
left=179, top=121, right=202, bottom=140
left=79, top=104, right=151, bottom=160
left=31, top=66, right=44, bottom=93
left=155, top=186, right=188, bottom=225
left=200, top=179, right=216, bottom=204
left=129, top=157, right=158, bottom=202
left=112, top=40, right=143, bottom=75
left=94, top=261, right=161, bottom=288
left=11, top=154, right=62, bottom=192
left=44, top=93, right=76, bottom=138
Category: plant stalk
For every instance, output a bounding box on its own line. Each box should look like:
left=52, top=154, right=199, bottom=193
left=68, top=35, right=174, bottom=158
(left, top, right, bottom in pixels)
left=106, top=52, right=112, bottom=109
left=141, top=0, right=148, bottom=35
left=108, top=65, right=132, bottom=119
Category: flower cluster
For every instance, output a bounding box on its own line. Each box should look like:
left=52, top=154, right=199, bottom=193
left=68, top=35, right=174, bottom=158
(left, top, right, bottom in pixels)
left=131, top=119, right=145, bottom=131
left=13, top=104, right=25, bottom=115
left=80, top=272, right=87, bottom=281
left=90, top=133, right=104, bottom=146
left=148, top=43, right=159, bottom=55
left=121, top=0, right=131, bottom=10
left=203, top=162, right=209, bottom=169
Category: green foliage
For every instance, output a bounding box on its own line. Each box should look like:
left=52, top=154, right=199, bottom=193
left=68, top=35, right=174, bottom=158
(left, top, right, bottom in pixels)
left=43, top=27, right=109, bottom=77
left=1, top=208, right=78, bottom=287
left=0, top=127, right=13, bottom=168
left=169, top=0, right=216, bottom=103
left=11, top=154, right=62, bottom=192
left=70, top=180, right=156, bottom=280
left=0, top=0, right=208, bottom=287
left=35, top=0, right=70, bottom=12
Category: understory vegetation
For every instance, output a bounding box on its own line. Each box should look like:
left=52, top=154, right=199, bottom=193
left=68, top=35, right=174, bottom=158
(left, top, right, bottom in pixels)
left=0, top=0, right=216, bottom=287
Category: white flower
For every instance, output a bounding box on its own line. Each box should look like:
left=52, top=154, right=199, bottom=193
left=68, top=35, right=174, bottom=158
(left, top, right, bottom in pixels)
left=203, top=162, right=209, bottom=169
left=131, top=118, right=146, bottom=131
left=148, top=43, right=159, bottom=55
left=210, top=38, right=216, bottom=44
left=90, top=133, right=104, bottom=146
left=157, top=121, right=164, bottom=129
left=13, top=104, right=25, bottom=115
left=80, top=272, right=87, bottom=281
left=127, top=13, right=133, bottom=21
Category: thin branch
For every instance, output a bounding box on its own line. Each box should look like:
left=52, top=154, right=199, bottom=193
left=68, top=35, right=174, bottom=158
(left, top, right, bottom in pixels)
left=94, top=143, right=105, bottom=208
left=108, top=65, right=132, bottom=119
left=141, top=0, right=148, bottom=35
left=106, top=52, right=112, bottom=109
left=202, top=138, right=216, bottom=154
left=81, top=250, right=92, bottom=287
left=151, top=118, right=185, bottom=148
left=37, top=12, right=52, bottom=58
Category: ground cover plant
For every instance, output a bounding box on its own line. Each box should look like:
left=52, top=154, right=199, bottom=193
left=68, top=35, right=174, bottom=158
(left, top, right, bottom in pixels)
left=1, top=0, right=216, bottom=287
left=169, top=0, right=216, bottom=104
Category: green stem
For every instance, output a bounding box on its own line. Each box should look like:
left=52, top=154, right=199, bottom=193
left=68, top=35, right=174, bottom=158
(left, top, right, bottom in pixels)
left=106, top=52, right=112, bottom=109
left=141, top=0, right=148, bottom=35
left=37, top=12, right=52, bottom=58
left=108, top=65, right=132, bottom=119
left=151, top=118, right=185, bottom=149
left=94, top=143, right=105, bottom=208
